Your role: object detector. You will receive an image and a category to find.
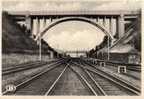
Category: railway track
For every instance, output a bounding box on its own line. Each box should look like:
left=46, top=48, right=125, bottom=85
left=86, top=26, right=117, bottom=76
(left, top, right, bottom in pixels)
left=48, top=66, right=92, bottom=95
left=3, top=60, right=105, bottom=95
left=3, top=60, right=67, bottom=95
left=82, top=59, right=141, bottom=85
left=84, top=58, right=141, bottom=72
left=72, top=60, right=140, bottom=95
left=101, top=64, right=141, bottom=80
left=106, top=62, right=141, bottom=72
left=47, top=62, right=102, bottom=95
left=2, top=59, right=64, bottom=75
left=2, top=58, right=141, bottom=95
left=45, top=64, right=68, bottom=95
left=69, top=64, right=106, bottom=95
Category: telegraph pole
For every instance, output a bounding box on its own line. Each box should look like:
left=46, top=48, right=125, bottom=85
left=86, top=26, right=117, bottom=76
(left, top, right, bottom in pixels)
left=39, top=33, right=42, bottom=61
left=107, top=36, right=110, bottom=60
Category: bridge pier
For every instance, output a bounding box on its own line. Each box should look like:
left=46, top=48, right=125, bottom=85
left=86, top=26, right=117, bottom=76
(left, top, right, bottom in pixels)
left=36, top=18, right=40, bottom=35
left=31, top=20, right=34, bottom=38
left=97, top=17, right=101, bottom=24
left=25, top=14, right=33, bottom=37
left=109, top=17, right=112, bottom=34
left=118, top=14, right=125, bottom=38
left=43, top=18, right=46, bottom=29
left=28, top=17, right=50, bottom=39
left=103, top=16, right=106, bottom=26
left=50, top=17, right=53, bottom=22
left=109, top=17, right=115, bottom=45
left=35, top=18, right=40, bottom=44
left=112, top=17, right=117, bottom=37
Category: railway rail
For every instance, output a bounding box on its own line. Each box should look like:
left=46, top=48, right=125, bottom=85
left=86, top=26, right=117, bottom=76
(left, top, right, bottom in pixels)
left=81, top=59, right=141, bottom=80
left=2, top=59, right=64, bottom=75
left=2, top=58, right=141, bottom=95
left=45, top=64, right=68, bottom=95
left=83, top=58, right=141, bottom=72
left=3, top=60, right=67, bottom=95
left=69, top=64, right=106, bottom=95
left=71, top=60, right=140, bottom=95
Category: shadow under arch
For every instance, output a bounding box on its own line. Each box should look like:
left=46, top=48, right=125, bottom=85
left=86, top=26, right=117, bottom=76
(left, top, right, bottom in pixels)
left=35, top=17, right=114, bottom=40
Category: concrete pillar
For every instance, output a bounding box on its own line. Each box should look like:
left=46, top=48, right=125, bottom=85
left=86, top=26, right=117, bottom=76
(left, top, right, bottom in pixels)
left=103, top=16, right=106, bottom=26
left=43, top=18, right=46, bottom=28
left=36, top=18, right=40, bottom=44
left=95, top=18, right=97, bottom=23
left=99, top=18, right=103, bottom=25
left=30, top=19, right=34, bottom=38
left=109, top=17, right=112, bottom=33
left=97, top=17, right=100, bottom=24
left=96, top=17, right=98, bottom=22
left=112, top=17, right=117, bottom=36
left=110, top=17, right=117, bottom=45
left=36, top=17, right=40, bottom=35
left=39, top=19, right=42, bottom=32
left=25, top=14, right=32, bottom=36
left=118, top=14, right=125, bottom=38
left=50, top=17, right=53, bottom=22
left=109, top=17, right=112, bottom=46
left=25, top=15, right=31, bottom=30
left=46, top=19, right=50, bottom=26
left=111, top=17, right=117, bottom=37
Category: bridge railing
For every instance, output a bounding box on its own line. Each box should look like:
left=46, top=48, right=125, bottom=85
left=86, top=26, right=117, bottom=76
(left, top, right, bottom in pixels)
left=8, top=10, right=140, bottom=16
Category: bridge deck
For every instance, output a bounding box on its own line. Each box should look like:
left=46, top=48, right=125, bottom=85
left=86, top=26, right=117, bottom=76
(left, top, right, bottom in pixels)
left=7, top=10, right=140, bottom=16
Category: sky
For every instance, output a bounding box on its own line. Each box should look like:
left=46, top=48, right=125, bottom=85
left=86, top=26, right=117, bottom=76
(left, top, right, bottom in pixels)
left=2, top=0, right=141, bottom=52
left=2, top=0, right=141, bottom=11
left=43, top=21, right=105, bottom=51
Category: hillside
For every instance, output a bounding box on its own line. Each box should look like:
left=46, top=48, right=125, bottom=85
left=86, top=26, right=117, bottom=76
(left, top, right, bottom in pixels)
left=2, top=11, right=55, bottom=54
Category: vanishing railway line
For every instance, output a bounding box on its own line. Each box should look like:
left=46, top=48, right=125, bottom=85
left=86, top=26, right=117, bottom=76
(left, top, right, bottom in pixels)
left=73, top=59, right=140, bottom=95
left=2, top=59, right=64, bottom=75
left=69, top=64, right=106, bottom=95
left=2, top=61, right=48, bottom=75
left=72, top=62, right=140, bottom=95
left=2, top=58, right=141, bottom=95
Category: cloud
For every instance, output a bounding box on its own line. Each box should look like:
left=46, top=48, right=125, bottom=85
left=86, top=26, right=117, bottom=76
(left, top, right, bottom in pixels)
left=3, top=1, right=82, bottom=11
left=92, top=0, right=141, bottom=11
left=2, top=0, right=141, bottom=11
left=46, top=29, right=105, bottom=51
left=41, top=20, right=106, bottom=51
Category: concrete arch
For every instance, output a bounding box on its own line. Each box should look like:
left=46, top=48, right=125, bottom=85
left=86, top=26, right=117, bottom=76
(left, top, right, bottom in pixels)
left=35, top=17, right=114, bottom=40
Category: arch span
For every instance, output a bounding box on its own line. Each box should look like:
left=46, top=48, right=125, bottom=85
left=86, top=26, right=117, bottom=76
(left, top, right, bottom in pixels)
left=35, top=17, right=114, bottom=40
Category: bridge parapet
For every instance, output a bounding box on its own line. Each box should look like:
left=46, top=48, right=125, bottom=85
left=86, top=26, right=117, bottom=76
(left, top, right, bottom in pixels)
left=8, top=10, right=140, bottom=16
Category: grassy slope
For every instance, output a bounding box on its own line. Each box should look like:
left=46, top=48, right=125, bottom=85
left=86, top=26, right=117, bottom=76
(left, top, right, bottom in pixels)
left=2, top=11, right=39, bottom=53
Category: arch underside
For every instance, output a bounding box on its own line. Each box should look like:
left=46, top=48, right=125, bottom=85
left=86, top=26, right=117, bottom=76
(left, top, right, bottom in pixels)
left=35, top=17, right=114, bottom=40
